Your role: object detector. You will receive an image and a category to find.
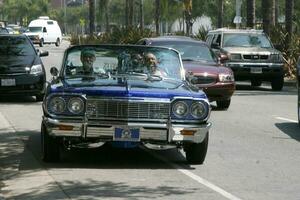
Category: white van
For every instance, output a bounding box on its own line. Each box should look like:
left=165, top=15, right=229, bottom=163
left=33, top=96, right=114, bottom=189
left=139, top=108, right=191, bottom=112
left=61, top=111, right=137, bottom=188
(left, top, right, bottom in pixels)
left=25, top=16, right=62, bottom=47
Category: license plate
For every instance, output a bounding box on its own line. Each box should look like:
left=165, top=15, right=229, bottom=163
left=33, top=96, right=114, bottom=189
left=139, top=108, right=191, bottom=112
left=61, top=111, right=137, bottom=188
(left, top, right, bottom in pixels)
left=1, top=79, right=16, bottom=86
left=114, top=128, right=140, bottom=142
left=250, top=67, right=262, bottom=74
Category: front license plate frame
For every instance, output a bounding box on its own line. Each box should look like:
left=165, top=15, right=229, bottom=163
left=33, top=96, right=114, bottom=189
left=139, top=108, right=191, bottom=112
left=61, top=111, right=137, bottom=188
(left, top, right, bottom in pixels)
left=1, top=79, right=16, bottom=86
left=114, top=127, right=140, bottom=142
left=250, top=67, right=262, bottom=74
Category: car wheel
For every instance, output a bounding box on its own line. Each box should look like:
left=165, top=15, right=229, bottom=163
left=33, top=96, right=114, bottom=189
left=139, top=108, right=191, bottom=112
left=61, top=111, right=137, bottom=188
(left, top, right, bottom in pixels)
left=185, top=133, right=209, bottom=164
left=36, top=94, right=44, bottom=102
left=271, top=76, right=284, bottom=91
left=39, top=38, right=44, bottom=47
left=55, top=38, right=60, bottom=47
left=41, top=123, right=60, bottom=162
left=216, top=99, right=231, bottom=110
left=251, top=79, right=262, bottom=87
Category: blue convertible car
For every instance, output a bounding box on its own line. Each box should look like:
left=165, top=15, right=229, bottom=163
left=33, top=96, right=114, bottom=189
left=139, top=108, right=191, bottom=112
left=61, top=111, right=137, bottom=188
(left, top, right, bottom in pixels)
left=41, top=45, right=212, bottom=164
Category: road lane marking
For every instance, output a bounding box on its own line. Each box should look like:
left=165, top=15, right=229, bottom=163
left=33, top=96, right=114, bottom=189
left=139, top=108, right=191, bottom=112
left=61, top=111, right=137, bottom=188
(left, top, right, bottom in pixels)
left=178, top=169, right=243, bottom=200
left=275, top=117, right=298, bottom=123
left=144, top=148, right=243, bottom=200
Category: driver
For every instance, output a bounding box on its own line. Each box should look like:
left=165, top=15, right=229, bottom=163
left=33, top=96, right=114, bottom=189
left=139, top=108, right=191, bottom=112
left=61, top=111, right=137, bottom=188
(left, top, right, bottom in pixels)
left=80, top=49, right=96, bottom=75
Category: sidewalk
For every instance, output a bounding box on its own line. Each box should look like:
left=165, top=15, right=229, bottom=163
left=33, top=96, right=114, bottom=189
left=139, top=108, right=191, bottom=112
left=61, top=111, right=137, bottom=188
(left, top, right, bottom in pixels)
left=0, top=113, right=67, bottom=199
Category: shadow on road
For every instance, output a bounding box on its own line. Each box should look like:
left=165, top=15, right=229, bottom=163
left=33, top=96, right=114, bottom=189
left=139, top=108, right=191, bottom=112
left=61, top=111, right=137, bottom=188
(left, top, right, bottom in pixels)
left=1, top=130, right=198, bottom=199
left=1, top=130, right=194, bottom=173
left=0, top=95, right=39, bottom=104
left=275, top=122, right=300, bottom=142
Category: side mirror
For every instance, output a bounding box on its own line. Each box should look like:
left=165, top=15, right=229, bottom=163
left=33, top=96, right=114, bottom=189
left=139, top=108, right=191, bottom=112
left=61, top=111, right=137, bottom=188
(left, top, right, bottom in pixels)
left=39, top=50, right=49, bottom=57
left=218, top=53, right=229, bottom=63
left=211, top=43, right=220, bottom=49
left=50, top=67, right=59, bottom=77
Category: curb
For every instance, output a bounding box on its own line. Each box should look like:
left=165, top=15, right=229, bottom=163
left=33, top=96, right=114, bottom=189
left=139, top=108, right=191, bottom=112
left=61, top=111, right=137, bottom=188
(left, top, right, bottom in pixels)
left=284, top=79, right=297, bottom=87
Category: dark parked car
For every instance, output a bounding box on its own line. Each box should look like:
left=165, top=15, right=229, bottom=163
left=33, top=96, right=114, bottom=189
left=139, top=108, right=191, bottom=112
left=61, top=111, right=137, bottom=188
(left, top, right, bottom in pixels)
left=42, top=45, right=212, bottom=164
left=0, top=34, right=49, bottom=101
left=137, top=36, right=235, bottom=110
left=207, top=28, right=284, bottom=90
left=297, top=58, right=300, bottom=125
left=0, top=27, right=9, bottom=34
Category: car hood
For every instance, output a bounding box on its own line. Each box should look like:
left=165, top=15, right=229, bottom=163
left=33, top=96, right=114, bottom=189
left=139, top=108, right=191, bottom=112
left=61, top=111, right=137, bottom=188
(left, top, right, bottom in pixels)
left=0, top=55, right=35, bottom=73
left=183, top=61, right=232, bottom=75
left=222, top=47, right=280, bottom=54
left=49, top=78, right=207, bottom=99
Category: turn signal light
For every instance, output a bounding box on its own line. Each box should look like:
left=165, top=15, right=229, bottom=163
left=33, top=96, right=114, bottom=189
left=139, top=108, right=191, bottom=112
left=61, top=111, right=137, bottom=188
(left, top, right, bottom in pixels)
left=180, top=130, right=196, bottom=136
left=58, top=125, right=73, bottom=131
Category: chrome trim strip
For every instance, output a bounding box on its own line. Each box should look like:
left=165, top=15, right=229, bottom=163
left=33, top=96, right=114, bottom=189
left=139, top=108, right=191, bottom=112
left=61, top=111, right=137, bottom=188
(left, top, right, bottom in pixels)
left=226, top=62, right=283, bottom=67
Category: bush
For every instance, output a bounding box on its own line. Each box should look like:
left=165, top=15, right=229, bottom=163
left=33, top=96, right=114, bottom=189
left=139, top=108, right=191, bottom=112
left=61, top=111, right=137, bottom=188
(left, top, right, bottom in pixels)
left=269, top=25, right=300, bottom=79
left=70, top=27, right=155, bottom=45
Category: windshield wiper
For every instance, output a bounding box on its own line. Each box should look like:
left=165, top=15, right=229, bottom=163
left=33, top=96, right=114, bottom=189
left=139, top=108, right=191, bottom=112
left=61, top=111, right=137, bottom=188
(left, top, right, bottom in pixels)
left=65, top=73, right=109, bottom=80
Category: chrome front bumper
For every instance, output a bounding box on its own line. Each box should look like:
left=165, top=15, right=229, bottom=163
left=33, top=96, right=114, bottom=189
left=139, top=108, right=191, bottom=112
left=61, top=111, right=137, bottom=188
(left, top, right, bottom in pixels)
left=43, top=117, right=211, bottom=144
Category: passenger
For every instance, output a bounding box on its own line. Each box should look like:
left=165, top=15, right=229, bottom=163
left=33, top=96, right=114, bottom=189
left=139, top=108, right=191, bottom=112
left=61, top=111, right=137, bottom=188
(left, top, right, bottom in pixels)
left=144, top=52, right=165, bottom=76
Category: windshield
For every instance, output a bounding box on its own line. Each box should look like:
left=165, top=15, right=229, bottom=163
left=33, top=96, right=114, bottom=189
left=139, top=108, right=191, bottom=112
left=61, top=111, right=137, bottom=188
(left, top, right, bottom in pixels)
left=170, top=44, right=216, bottom=62
left=62, top=45, right=183, bottom=87
left=223, top=33, right=272, bottom=48
left=0, top=36, right=36, bottom=56
left=28, top=27, right=42, bottom=32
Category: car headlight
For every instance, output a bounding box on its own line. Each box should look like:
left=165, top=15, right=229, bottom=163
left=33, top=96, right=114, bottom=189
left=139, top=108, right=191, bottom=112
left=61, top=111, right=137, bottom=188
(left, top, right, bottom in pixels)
left=68, top=97, right=84, bottom=114
left=172, top=101, right=188, bottom=117
left=229, top=53, right=241, bottom=61
left=219, top=73, right=234, bottom=82
left=48, top=97, right=66, bottom=114
left=30, top=64, right=43, bottom=74
left=270, top=54, right=283, bottom=62
left=191, top=102, right=207, bottom=119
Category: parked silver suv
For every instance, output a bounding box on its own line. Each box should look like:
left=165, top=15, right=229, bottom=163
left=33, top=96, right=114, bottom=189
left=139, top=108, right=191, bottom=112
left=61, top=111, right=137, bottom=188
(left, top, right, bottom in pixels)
left=206, top=28, right=284, bottom=90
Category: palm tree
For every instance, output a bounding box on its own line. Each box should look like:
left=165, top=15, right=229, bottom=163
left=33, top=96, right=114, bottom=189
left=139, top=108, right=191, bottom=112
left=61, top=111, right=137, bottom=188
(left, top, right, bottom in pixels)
left=285, top=0, right=294, bottom=45
left=246, top=0, right=255, bottom=28
left=217, top=0, right=224, bottom=28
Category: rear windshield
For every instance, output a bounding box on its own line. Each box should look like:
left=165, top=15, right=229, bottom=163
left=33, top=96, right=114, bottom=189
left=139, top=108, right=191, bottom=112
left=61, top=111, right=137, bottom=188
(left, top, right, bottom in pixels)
left=0, top=36, right=35, bottom=56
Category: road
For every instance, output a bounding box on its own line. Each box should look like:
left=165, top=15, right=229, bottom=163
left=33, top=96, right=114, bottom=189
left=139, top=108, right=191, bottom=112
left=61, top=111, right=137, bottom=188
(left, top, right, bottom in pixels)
left=0, top=40, right=299, bottom=200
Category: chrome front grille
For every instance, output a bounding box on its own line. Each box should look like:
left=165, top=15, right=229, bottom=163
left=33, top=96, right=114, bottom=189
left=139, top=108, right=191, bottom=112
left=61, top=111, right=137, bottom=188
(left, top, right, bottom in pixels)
left=243, top=54, right=269, bottom=60
left=86, top=98, right=170, bottom=120
left=191, top=76, right=216, bottom=85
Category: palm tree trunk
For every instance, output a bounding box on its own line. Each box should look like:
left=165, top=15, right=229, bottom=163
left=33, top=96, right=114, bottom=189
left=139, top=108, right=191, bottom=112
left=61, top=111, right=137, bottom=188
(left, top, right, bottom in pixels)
left=271, top=0, right=276, bottom=26
left=246, top=0, right=255, bottom=28
left=183, top=0, right=192, bottom=36
left=89, top=0, right=95, bottom=35
left=275, top=0, right=279, bottom=25
left=139, top=0, right=144, bottom=33
left=128, top=0, right=134, bottom=28
left=155, top=0, right=160, bottom=35
left=262, top=0, right=271, bottom=35
left=217, top=0, right=224, bottom=28
left=285, top=0, right=294, bottom=45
